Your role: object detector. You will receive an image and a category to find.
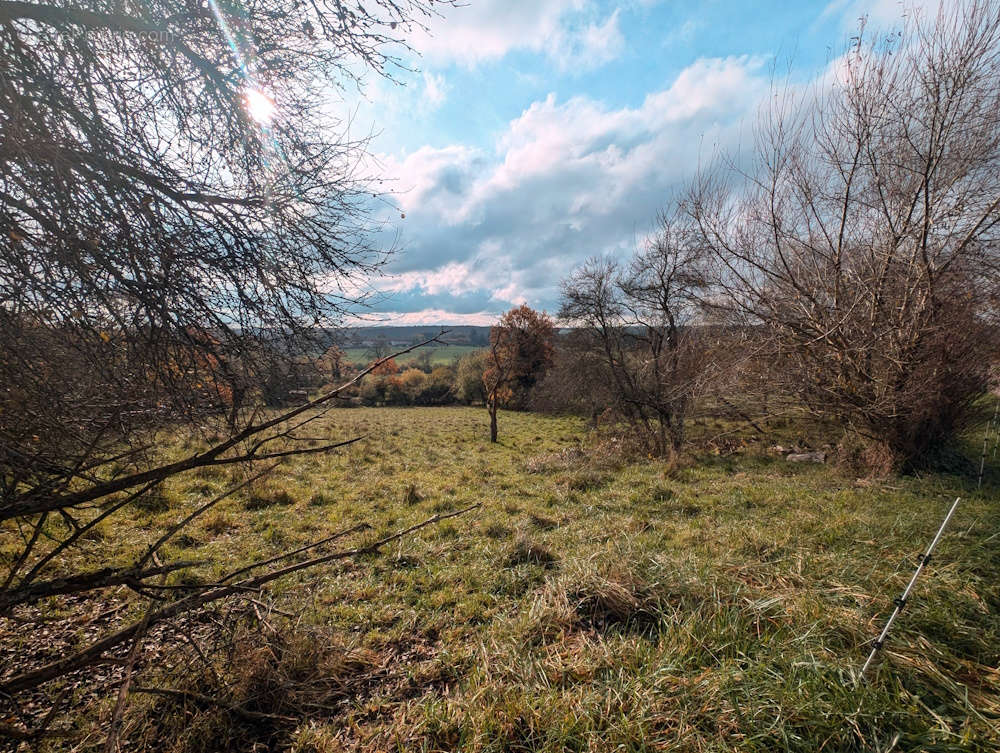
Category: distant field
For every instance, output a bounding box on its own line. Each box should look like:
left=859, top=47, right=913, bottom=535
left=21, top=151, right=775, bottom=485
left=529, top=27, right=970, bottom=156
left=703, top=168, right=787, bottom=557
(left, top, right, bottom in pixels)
left=342, top=344, right=482, bottom=366
left=27, top=406, right=1000, bottom=751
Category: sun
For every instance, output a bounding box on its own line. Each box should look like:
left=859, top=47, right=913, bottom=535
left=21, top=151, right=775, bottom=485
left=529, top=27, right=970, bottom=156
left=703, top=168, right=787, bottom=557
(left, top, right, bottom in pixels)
left=244, top=88, right=276, bottom=126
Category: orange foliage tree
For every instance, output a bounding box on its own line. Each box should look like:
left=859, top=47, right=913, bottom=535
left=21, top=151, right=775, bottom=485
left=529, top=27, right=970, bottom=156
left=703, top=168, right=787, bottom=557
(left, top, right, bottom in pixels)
left=371, top=357, right=399, bottom=376
left=483, top=305, right=555, bottom=442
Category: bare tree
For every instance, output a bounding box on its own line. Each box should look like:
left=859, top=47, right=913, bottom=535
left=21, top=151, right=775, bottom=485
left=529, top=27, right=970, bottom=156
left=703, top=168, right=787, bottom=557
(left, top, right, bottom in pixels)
left=366, top=335, right=394, bottom=363
left=0, top=0, right=461, bottom=741
left=1, top=0, right=453, bottom=488
left=687, top=1, right=1000, bottom=468
left=559, top=212, right=711, bottom=456
left=484, top=329, right=514, bottom=443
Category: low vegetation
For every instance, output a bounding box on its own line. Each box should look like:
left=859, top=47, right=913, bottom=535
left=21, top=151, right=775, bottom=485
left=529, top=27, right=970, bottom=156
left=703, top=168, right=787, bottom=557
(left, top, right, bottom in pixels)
left=5, top=407, right=998, bottom=751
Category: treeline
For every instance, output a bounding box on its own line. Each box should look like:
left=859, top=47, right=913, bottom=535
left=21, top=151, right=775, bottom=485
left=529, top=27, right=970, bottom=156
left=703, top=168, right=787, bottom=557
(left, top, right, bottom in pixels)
left=287, top=307, right=558, bottom=413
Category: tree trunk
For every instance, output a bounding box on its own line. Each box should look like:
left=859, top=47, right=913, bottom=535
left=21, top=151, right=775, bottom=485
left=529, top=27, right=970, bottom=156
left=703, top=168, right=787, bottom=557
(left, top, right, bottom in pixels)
left=488, top=399, right=498, bottom=443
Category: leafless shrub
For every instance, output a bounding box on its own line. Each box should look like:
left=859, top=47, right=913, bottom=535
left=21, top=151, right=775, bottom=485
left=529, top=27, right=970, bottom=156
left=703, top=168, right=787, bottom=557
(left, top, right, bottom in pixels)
left=528, top=330, right=618, bottom=424
left=687, top=1, right=1000, bottom=469
left=559, top=211, right=714, bottom=457
left=835, top=435, right=897, bottom=478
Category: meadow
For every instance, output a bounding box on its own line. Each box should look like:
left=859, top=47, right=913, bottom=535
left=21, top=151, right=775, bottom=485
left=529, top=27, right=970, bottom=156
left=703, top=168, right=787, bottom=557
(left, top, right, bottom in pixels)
left=19, top=406, right=997, bottom=752
left=340, top=345, right=482, bottom=368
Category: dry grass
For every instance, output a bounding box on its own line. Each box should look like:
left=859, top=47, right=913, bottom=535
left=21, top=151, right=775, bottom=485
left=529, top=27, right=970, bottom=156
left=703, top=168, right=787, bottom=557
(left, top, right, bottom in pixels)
left=7, top=405, right=1000, bottom=751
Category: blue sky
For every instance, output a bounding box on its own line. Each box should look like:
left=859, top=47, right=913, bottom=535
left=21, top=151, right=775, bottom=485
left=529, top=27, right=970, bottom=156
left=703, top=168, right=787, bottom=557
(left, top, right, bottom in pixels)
left=339, top=0, right=927, bottom=325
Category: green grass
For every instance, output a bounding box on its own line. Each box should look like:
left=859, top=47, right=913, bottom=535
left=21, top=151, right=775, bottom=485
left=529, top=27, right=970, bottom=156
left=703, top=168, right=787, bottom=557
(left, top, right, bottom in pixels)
left=341, top=344, right=482, bottom=367
left=17, top=407, right=1000, bottom=751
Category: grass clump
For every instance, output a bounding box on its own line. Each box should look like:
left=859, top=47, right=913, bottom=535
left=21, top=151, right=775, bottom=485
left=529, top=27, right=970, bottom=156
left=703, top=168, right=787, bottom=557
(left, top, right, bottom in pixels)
left=131, top=486, right=177, bottom=513
left=125, top=623, right=384, bottom=753
left=308, top=491, right=336, bottom=507
left=201, top=511, right=234, bottom=536
left=505, top=535, right=559, bottom=568
left=244, top=485, right=297, bottom=511
left=402, top=483, right=423, bottom=505
left=560, top=469, right=609, bottom=492
left=567, top=569, right=666, bottom=633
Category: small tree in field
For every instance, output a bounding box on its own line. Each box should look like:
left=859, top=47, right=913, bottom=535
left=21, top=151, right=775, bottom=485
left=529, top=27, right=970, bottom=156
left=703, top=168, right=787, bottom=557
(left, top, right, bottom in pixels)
left=318, top=345, right=347, bottom=382
left=483, top=306, right=555, bottom=442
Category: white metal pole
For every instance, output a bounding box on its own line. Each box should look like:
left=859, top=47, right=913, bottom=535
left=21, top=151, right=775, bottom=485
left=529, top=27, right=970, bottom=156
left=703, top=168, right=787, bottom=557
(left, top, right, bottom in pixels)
left=857, top=497, right=961, bottom=683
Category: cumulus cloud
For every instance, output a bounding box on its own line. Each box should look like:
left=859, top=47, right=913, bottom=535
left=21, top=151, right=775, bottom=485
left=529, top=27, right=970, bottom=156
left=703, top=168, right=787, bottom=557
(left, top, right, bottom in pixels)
left=370, top=55, right=771, bottom=323
left=347, top=309, right=506, bottom=326
left=411, top=0, right=625, bottom=71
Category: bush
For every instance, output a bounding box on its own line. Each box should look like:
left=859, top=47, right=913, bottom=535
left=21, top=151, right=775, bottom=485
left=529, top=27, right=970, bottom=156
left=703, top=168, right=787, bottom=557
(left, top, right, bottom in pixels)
left=454, top=351, right=487, bottom=405
left=358, top=365, right=457, bottom=406
left=398, top=368, right=427, bottom=403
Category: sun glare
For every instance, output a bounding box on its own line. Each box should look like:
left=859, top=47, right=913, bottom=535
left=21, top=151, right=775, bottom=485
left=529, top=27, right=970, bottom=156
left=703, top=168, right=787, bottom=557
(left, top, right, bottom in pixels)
left=244, top=88, right=275, bottom=125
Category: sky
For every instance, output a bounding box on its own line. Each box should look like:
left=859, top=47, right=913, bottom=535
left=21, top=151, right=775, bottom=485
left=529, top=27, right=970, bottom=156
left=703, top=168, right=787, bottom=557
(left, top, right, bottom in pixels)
left=340, top=0, right=931, bottom=325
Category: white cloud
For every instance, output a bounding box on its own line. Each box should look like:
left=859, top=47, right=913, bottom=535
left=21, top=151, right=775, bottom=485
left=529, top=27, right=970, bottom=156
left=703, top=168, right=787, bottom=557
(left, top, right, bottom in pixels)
left=390, top=55, right=766, bottom=217
left=422, top=72, right=449, bottom=109
left=378, top=259, right=496, bottom=297
left=347, top=309, right=500, bottom=326
left=554, top=9, right=625, bottom=70
left=410, top=0, right=625, bottom=70
left=662, top=18, right=700, bottom=49
left=371, top=55, right=771, bottom=319
left=383, top=144, right=486, bottom=223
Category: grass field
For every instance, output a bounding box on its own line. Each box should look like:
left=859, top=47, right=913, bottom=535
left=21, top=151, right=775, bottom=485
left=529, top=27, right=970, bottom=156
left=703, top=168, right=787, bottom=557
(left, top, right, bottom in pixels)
left=16, top=406, right=1000, bottom=751
left=341, top=345, right=482, bottom=367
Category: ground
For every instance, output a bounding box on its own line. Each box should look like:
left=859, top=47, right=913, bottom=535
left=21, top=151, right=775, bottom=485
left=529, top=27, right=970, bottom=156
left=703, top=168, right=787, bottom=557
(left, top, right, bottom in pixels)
left=8, top=406, right=1000, bottom=751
